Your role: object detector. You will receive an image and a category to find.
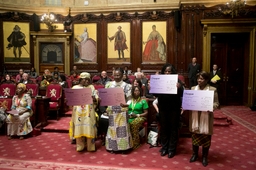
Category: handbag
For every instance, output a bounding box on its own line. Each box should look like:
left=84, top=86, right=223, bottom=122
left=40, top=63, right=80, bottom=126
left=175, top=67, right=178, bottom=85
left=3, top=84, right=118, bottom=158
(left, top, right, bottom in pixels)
left=147, top=130, right=158, bottom=147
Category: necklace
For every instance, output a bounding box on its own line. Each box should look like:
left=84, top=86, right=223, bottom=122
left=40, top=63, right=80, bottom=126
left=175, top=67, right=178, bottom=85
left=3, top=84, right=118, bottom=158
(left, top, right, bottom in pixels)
left=131, top=97, right=140, bottom=112
left=15, top=94, right=24, bottom=107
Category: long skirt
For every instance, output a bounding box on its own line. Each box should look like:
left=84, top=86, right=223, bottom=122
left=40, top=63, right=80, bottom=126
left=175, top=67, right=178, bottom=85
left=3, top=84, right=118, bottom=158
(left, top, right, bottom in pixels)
left=130, top=117, right=146, bottom=149
left=6, top=112, right=32, bottom=136
left=192, top=133, right=211, bottom=147
left=105, top=106, right=133, bottom=151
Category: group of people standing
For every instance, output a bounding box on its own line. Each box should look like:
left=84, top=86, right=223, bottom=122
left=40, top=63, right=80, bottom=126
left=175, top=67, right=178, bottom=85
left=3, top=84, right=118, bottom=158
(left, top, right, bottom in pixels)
left=68, top=62, right=219, bottom=167
left=2, top=61, right=220, bottom=167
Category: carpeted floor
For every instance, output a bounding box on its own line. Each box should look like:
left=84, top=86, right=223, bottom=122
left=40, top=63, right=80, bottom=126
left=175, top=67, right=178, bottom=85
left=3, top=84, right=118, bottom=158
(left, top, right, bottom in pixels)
left=0, top=106, right=256, bottom=170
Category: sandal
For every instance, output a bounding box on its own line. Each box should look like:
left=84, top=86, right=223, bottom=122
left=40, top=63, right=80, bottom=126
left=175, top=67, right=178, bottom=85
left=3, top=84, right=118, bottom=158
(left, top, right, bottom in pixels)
left=19, top=136, right=24, bottom=140
left=8, top=136, right=12, bottom=140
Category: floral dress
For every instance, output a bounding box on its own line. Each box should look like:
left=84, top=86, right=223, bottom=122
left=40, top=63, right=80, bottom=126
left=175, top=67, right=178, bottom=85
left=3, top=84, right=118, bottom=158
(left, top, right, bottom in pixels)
left=6, top=93, right=33, bottom=136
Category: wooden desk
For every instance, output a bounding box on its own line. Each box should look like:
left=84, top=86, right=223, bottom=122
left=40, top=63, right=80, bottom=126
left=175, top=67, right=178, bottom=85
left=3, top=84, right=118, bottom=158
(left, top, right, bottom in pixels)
left=35, top=96, right=50, bottom=129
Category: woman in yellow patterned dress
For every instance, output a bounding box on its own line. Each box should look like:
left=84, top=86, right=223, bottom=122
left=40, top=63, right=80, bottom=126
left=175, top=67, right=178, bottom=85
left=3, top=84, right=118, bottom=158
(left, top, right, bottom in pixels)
left=69, top=72, right=98, bottom=152
left=6, top=83, right=33, bottom=140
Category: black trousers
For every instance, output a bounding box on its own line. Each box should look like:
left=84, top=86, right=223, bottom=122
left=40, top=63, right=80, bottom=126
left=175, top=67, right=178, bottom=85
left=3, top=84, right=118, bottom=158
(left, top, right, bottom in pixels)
left=159, top=110, right=180, bottom=152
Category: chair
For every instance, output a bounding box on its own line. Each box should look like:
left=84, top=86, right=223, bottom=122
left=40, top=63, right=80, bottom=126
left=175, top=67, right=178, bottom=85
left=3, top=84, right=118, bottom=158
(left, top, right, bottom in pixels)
left=92, top=75, right=101, bottom=83
left=128, top=75, right=136, bottom=83
left=66, top=79, right=72, bottom=88
left=26, top=84, right=39, bottom=97
left=45, top=83, right=62, bottom=120
left=0, top=84, right=16, bottom=97
left=93, top=83, right=105, bottom=90
left=26, top=84, right=39, bottom=126
left=178, top=74, right=186, bottom=88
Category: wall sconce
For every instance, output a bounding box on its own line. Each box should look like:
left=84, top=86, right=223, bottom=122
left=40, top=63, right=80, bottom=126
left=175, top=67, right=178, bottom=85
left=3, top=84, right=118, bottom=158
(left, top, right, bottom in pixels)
left=41, top=10, right=57, bottom=32
left=219, top=0, right=246, bottom=18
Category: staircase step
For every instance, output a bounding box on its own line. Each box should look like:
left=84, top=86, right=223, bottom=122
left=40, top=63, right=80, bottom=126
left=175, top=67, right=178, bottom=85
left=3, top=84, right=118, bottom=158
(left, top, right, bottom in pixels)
left=42, top=117, right=71, bottom=133
left=214, top=119, right=230, bottom=126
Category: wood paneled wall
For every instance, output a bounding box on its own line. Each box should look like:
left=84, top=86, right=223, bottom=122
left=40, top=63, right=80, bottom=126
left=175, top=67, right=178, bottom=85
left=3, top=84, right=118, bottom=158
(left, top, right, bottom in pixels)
left=1, top=4, right=256, bottom=87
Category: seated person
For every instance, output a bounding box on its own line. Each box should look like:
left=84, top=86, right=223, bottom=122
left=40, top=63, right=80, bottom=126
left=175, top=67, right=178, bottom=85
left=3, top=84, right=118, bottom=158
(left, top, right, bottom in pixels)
left=52, top=72, right=60, bottom=83
left=19, top=73, right=34, bottom=84
left=145, top=79, right=155, bottom=98
left=96, top=71, right=111, bottom=86
left=42, top=69, right=51, bottom=81
left=134, top=67, right=142, bottom=78
left=58, top=74, right=68, bottom=88
left=15, top=69, right=24, bottom=83
left=121, top=85, right=148, bottom=149
left=6, top=83, right=33, bottom=140
left=1, top=74, right=15, bottom=84
left=29, top=67, right=38, bottom=79
left=40, top=75, right=53, bottom=88
left=122, top=73, right=131, bottom=84
left=70, top=71, right=80, bottom=86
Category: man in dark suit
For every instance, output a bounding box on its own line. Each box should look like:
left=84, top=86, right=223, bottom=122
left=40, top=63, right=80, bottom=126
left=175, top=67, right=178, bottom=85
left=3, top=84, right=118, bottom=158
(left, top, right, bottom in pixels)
left=209, top=64, right=222, bottom=93
left=188, top=57, right=201, bottom=88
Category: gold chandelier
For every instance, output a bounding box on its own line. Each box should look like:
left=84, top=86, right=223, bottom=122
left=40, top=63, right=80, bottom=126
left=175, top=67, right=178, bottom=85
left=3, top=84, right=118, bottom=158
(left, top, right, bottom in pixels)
left=41, top=10, right=57, bottom=32
left=219, top=0, right=246, bottom=18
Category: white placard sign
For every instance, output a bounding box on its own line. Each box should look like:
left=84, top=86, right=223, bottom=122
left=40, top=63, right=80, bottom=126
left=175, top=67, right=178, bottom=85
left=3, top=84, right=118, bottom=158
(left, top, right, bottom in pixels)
left=182, top=90, right=214, bottom=112
left=64, top=88, right=93, bottom=106
left=149, top=74, right=178, bottom=94
left=98, top=88, right=126, bottom=106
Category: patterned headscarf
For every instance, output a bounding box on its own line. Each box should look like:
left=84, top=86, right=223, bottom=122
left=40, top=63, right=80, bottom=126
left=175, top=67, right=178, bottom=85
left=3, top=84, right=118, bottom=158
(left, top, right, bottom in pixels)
left=17, top=83, right=26, bottom=91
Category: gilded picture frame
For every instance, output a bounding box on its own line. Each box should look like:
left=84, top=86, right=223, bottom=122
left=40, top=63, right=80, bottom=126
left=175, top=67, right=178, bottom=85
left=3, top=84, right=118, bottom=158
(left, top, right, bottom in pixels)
left=3, top=22, right=30, bottom=63
left=142, top=21, right=167, bottom=63
left=73, top=23, right=97, bottom=63
left=107, top=22, right=130, bottom=63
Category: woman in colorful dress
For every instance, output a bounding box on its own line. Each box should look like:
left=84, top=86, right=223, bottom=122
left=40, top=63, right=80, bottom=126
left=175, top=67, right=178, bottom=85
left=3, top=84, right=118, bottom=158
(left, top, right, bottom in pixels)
left=126, top=85, right=148, bottom=149
left=69, top=72, right=98, bottom=152
left=105, top=68, right=133, bottom=152
left=6, top=83, right=33, bottom=139
left=189, top=71, right=219, bottom=167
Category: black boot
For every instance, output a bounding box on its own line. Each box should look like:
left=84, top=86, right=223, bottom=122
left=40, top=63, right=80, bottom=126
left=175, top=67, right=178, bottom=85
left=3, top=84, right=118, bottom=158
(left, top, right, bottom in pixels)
left=190, top=145, right=199, bottom=162
left=202, top=147, right=209, bottom=167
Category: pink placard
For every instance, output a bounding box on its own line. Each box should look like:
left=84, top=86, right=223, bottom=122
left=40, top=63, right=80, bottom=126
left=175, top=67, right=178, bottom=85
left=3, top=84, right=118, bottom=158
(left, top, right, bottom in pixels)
left=98, top=88, right=126, bottom=106
left=7, top=110, right=19, bottom=116
left=64, top=88, right=93, bottom=106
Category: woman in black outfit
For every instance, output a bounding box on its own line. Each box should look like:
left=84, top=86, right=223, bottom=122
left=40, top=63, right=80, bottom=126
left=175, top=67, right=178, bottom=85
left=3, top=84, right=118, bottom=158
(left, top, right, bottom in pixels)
left=157, top=63, right=184, bottom=158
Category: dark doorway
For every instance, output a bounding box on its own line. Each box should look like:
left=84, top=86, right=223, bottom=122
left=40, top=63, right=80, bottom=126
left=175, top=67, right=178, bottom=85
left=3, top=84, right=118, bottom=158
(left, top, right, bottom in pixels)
left=211, top=33, right=250, bottom=105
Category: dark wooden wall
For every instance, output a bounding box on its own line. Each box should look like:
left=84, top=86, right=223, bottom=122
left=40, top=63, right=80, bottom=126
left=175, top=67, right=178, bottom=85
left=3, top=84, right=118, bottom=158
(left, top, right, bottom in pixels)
left=1, top=4, right=256, bottom=87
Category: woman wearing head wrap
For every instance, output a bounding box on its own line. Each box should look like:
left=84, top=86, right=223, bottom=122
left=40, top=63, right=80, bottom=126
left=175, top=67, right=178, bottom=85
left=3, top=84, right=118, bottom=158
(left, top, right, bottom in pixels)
left=6, top=83, right=33, bottom=140
left=69, top=72, right=99, bottom=152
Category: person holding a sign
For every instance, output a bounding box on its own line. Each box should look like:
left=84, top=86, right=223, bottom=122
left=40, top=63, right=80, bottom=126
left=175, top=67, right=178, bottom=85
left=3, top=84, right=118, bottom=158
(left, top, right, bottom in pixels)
left=154, top=63, right=184, bottom=158
left=105, top=67, right=133, bottom=153
left=69, top=72, right=99, bottom=152
left=189, top=71, right=219, bottom=167
left=6, top=83, right=33, bottom=140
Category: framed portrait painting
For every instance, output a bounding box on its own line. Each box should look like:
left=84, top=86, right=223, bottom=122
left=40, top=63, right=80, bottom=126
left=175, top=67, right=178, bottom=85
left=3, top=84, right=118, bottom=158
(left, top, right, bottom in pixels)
left=3, top=22, right=30, bottom=63
left=107, top=22, right=130, bottom=63
left=73, top=23, right=97, bottom=63
left=142, top=21, right=167, bottom=63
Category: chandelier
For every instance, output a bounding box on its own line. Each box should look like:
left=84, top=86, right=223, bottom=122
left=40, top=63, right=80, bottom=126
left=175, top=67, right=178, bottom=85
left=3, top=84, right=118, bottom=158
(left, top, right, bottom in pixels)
left=41, top=10, right=57, bottom=32
left=219, top=0, right=246, bottom=18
